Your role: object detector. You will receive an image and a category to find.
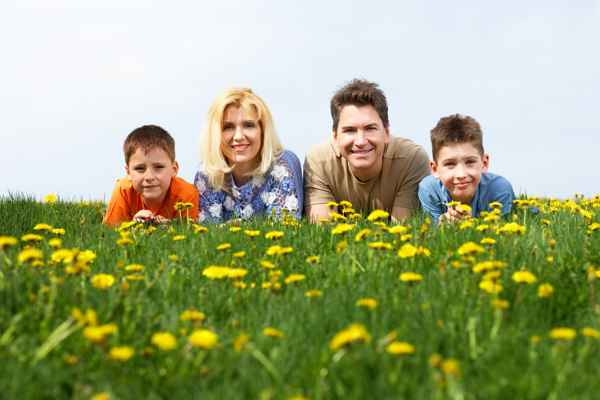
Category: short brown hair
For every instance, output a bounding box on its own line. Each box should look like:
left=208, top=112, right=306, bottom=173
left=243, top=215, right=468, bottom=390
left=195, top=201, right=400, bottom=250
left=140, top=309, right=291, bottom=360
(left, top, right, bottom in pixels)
left=123, top=125, right=176, bottom=165
left=330, top=79, right=389, bottom=131
left=430, top=114, right=484, bottom=162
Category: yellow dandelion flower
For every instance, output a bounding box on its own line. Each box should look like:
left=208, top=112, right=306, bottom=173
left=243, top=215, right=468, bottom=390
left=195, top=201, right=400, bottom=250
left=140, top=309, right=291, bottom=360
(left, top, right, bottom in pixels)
left=388, top=225, right=408, bottom=235
left=263, top=327, right=284, bottom=338
left=168, top=254, right=179, bottom=261
left=228, top=268, right=248, bottom=279
left=0, top=236, right=18, bottom=250
left=265, top=231, right=284, bottom=240
left=287, top=395, right=310, bottom=400
left=488, top=202, right=503, bottom=209
left=457, top=241, right=484, bottom=255
left=83, top=323, right=117, bottom=343
left=416, top=246, right=431, bottom=257
left=305, top=289, right=323, bottom=297
left=229, top=227, right=241, bottom=233
left=328, top=212, right=347, bottom=222
left=233, top=281, right=247, bottom=289
left=589, top=222, right=600, bottom=231
left=172, top=235, right=186, bottom=241
left=21, top=234, right=43, bottom=243
left=397, top=243, right=418, bottom=258
left=549, top=327, right=576, bottom=340
left=537, top=283, right=554, bottom=297
left=91, top=393, right=111, bottom=400
left=472, top=260, right=508, bottom=273
left=279, top=247, right=293, bottom=255
left=367, top=209, right=390, bottom=221
left=189, top=329, right=218, bottom=349
left=259, top=260, right=276, bottom=269
left=356, top=298, right=378, bottom=310
left=326, top=201, right=339, bottom=208
left=261, top=281, right=281, bottom=290
left=202, top=266, right=231, bottom=279
left=125, top=264, right=145, bottom=272
left=180, top=310, right=206, bottom=321
left=386, top=341, right=415, bottom=355
left=482, top=270, right=501, bottom=281
left=51, top=249, right=75, bottom=264
left=476, top=224, right=489, bottom=232
left=243, top=230, right=260, bottom=237
left=400, top=234, right=413, bottom=242
left=44, top=194, right=57, bottom=203
left=368, top=241, right=392, bottom=250
left=336, top=240, right=348, bottom=252
left=329, top=323, right=371, bottom=351
left=354, top=228, right=371, bottom=241
left=216, top=243, right=231, bottom=250
left=284, top=274, right=306, bottom=284
left=305, top=256, right=319, bottom=263
left=491, top=299, right=510, bottom=309
left=233, top=333, right=250, bottom=352
left=109, top=346, right=135, bottom=362
left=126, top=275, right=145, bottom=281
left=512, top=270, right=537, bottom=284
left=445, top=201, right=461, bottom=208
left=91, top=274, right=115, bottom=290
left=195, top=226, right=209, bottom=234
left=116, top=237, right=134, bottom=246
left=479, top=280, right=503, bottom=294
left=332, top=223, right=355, bottom=235
left=400, top=272, right=423, bottom=282
left=581, top=327, right=600, bottom=339
left=339, top=200, right=352, bottom=208
left=266, top=245, right=282, bottom=256
left=480, top=238, right=496, bottom=245
left=34, top=223, right=53, bottom=232
left=496, top=222, right=526, bottom=235
left=151, top=332, right=177, bottom=351
left=441, top=359, right=461, bottom=377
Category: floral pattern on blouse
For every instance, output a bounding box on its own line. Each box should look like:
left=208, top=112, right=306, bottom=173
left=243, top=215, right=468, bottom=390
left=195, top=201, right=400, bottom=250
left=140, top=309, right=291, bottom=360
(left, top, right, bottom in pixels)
left=194, top=150, right=304, bottom=223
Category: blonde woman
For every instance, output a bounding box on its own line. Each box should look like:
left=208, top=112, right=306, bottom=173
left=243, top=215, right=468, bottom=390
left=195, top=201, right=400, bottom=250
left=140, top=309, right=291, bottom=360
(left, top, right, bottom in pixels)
left=194, top=87, right=303, bottom=222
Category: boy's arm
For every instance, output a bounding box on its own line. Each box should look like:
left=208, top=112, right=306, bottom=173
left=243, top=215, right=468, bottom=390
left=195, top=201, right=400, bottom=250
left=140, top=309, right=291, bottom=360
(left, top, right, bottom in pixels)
left=417, top=177, right=444, bottom=223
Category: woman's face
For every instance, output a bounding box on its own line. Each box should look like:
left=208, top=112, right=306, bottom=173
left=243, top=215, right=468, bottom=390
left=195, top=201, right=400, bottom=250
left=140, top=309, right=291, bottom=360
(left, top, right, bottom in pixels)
left=220, top=106, right=262, bottom=172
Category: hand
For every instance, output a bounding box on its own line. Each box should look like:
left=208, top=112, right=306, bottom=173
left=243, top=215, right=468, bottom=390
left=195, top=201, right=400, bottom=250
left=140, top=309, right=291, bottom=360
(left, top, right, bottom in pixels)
left=438, top=206, right=472, bottom=226
left=133, top=210, right=156, bottom=223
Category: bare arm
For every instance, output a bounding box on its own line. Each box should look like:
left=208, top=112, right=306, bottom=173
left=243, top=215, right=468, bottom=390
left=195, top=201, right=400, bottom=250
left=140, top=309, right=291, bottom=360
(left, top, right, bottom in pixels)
left=305, top=204, right=335, bottom=223
left=391, top=206, right=412, bottom=223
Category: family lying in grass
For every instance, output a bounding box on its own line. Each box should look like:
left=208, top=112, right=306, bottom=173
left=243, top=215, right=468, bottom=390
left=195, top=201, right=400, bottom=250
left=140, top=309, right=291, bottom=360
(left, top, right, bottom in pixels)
left=103, top=79, right=515, bottom=227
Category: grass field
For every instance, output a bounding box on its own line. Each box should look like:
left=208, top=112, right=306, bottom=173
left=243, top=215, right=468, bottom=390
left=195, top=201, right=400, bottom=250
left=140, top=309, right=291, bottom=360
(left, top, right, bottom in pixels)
left=1, top=193, right=599, bottom=400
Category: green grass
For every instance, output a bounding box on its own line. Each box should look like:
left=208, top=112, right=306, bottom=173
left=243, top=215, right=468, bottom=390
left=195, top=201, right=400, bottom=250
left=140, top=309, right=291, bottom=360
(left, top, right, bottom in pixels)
left=1, top=193, right=599, bottom=400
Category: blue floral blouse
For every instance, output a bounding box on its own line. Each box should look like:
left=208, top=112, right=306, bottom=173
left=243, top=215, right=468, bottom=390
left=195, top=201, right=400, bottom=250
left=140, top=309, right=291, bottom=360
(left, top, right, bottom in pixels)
left=194, top=150, right=304, bottom=223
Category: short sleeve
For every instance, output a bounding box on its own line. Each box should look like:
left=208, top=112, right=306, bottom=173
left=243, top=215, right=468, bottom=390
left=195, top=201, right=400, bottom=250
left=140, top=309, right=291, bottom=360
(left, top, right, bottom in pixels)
left=418, top=175, right=446, bottom=221
left=104, top=179, right=133, bottom=226
left=394, top=146, right=431, bottom=209
left=303, top=147, right=336, bottom=206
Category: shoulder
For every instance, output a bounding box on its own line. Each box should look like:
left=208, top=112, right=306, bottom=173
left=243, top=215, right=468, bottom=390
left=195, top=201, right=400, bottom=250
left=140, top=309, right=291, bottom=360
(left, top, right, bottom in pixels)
left=277, top=149, right=302, bottom=165
left=111, top=178, right=134, bottom=193
left=305, top=137, right=339, bottom=162
left=418, top=175, right=444, bottom=194
left=480, top=172, right=514, bottom=190
left=384, top=136, right=429, bottom=160
left=171, top=176, right=197, bottom=191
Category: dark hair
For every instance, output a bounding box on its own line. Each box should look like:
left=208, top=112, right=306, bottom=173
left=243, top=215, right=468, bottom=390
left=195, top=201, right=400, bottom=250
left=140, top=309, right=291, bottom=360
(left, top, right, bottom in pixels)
left=123, top=125, right=175, bottom=164
left=330, top=79, right=389, bottom=130
left=430, top=114, right=484, bottom=162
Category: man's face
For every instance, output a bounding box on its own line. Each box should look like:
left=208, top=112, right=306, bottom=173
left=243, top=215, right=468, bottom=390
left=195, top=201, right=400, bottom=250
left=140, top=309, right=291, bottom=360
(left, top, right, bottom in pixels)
left=334, top=105, right=390, bottom=182
left=430, top=142, right=489, bottom=206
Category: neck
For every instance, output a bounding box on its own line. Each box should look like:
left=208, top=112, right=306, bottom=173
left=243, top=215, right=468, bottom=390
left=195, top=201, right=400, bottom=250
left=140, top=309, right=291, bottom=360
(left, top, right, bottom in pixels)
left=349, top=160, right=383, bottom=183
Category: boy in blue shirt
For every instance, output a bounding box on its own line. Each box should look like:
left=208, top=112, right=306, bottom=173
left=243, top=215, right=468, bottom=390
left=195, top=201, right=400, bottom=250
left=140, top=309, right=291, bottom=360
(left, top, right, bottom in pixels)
left=418, top=114, right=515, bottom=225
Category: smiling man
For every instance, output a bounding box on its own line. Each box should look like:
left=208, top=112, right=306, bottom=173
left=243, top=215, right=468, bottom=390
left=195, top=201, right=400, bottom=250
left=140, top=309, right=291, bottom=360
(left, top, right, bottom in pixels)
left=303, top=79, right=431, bottom=221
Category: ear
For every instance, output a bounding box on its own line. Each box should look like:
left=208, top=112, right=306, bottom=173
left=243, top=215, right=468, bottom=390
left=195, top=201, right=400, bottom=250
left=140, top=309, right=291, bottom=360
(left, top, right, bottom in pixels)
left=482, top=154, right=489, bottom=174
left=125, top=165, right=132, bottom=181
left=332, top=126, right=337, bottom=140
left=384, top=124, right=390, bottom=144
left=430, top=160, right=440, bottom=179
left=171, top=161, right=179, bottom=178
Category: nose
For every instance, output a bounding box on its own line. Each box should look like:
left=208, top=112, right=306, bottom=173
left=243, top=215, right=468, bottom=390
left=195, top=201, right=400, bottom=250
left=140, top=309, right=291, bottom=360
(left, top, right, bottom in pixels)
left=233, top=126, right=244, bottom=141
left=144, top=169, right=156, bottom=181
left=455, top=164, right=467, bottom=179
left=354, top=130, right=368, bottom=147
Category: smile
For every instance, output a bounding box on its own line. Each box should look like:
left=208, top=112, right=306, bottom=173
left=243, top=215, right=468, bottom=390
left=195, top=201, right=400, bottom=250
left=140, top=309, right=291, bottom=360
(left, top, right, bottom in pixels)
left=455, top=182, right=471, bottom=188
left=350, top=149, right=373, bottom=155
left=232, top=145, right=250, bottom=151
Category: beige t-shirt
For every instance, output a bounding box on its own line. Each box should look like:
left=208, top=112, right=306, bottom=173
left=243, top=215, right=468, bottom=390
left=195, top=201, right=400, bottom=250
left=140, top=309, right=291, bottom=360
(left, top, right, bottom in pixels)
left=303, top=135, right=431, bottom=212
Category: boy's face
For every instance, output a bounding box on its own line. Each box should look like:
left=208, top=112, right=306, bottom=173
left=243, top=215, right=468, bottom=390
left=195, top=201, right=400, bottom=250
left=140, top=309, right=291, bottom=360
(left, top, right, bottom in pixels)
left=126, top=147, right=179, bottom=208
left=334, top=105, right=390, bottom=183
left=430, top=142, right=489, bottom=206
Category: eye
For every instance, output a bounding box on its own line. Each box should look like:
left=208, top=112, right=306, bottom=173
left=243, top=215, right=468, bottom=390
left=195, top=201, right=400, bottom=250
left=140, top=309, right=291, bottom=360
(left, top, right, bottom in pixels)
left=466, top=160, right=476, bottom=164
left=135, top=167, right=145, bottom=171
left=444, top=162, right=455, bottom=167
left=245, top=123, right=255, bottom=128
left=223, top=124, right=234, bottom=130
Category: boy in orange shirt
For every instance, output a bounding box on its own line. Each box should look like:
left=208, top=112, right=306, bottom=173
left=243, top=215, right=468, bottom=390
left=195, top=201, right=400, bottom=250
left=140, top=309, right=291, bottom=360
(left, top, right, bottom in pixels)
left=104, top=125, right=199, bottom=226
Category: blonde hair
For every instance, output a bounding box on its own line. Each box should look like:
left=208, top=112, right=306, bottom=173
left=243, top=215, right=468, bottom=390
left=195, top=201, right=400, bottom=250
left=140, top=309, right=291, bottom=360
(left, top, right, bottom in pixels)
left=199, top=87, right=284, bottom=192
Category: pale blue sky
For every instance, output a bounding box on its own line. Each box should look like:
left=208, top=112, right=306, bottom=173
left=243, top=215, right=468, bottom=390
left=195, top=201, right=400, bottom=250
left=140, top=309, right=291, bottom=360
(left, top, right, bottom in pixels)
left=1, top=0, right=599, bottom=201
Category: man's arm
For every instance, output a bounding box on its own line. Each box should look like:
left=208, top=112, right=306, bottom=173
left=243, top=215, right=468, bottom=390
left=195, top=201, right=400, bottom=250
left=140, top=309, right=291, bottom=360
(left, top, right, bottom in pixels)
left=391, top=206, right=411, bottom=222
left=305, top=204, right=335, bottom=222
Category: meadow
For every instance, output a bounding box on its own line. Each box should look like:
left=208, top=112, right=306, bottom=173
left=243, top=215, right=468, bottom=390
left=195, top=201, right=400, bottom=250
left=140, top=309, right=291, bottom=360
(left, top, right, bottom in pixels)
left=1, top=193, right=599, bottom=400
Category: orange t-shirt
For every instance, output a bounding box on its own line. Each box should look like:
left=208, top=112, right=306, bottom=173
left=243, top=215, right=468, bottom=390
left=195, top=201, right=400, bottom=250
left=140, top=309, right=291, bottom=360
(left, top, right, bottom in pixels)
left=104, top=177, right=199, bottom=226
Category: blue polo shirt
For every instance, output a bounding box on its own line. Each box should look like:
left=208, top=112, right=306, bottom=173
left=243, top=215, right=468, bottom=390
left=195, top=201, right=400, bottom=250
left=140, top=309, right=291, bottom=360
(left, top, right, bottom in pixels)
left=418, top=173, right=515, bottom=221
